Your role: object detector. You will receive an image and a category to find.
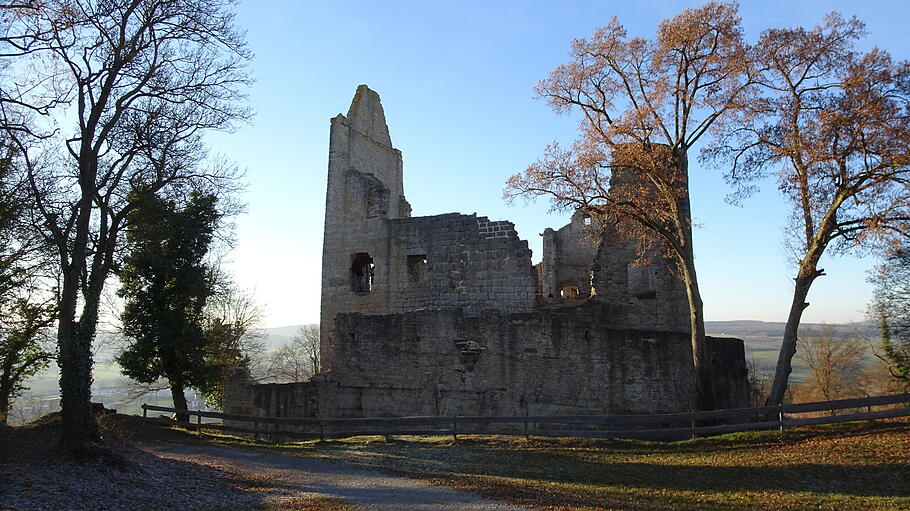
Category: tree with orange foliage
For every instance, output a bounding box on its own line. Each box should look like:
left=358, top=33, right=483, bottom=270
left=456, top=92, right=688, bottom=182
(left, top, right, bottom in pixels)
left=505, top=2, right=754, bottom=409
left=705, top=14, right=910, bottom=406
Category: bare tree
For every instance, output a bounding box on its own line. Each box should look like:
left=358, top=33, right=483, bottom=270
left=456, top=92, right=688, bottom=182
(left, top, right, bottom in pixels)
left=206, top=278, right=266, bottom=355
left=745, top=357, right=775, bottom=408
left=857, top=357, right=905, bottom=397
left=197, top=280, right=266, bottom=408
left=7, top=393, right=54, bottom=425
left=794, top=327, right=864, bottom=405
left=505, top=2, right=755, bottom=409
left=705, top=14, right=910, bottom=406
left=0, top=0, right=251, bottom=453
left=268, top=325, right=320, bottom=383
left=868, top=248, right=910, bottom=391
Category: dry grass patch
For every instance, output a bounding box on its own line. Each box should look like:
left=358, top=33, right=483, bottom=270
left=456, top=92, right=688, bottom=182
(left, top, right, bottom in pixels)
left=256, top=419, right=910, bottom=511
left=257, top=495, right=359, bottom=511
left=228, top=472, right=359, bottom=511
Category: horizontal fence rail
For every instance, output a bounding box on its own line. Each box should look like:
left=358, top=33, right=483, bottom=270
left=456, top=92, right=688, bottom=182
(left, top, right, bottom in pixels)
left=142, top=393, right=910, bottom=442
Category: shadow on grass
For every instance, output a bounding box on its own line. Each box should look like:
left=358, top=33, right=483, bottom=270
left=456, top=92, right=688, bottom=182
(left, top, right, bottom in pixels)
left=444, top=418, right=910, bottom=455
left=297, top=420, right=910, bottom=499
left=127, top=417, right=910, bottom=504
left=457, top=460, right=909, bottom=497
left=332, top=443, right=910, bottom=498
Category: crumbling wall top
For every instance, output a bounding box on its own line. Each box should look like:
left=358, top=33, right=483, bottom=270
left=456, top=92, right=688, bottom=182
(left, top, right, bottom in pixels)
left=345, top=84, right=393, bottom=147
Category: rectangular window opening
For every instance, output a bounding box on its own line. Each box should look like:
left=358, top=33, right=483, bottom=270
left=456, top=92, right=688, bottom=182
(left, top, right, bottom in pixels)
left=628, top=263, right=657, bottom=300
left=407, top=254, right=427, bottom=282
left=351, top=252, right=374, bottom=293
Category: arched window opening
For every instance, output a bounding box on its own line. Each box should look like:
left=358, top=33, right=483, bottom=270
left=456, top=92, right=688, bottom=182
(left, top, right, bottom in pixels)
left=560, top=284, right=580, bottom=298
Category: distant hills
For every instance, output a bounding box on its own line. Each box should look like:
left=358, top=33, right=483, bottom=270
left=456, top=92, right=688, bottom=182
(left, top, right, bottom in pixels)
left=705, top=320, right=877, bottom=340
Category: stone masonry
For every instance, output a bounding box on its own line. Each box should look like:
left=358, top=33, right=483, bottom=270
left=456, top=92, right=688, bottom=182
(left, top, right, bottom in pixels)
left=225, top=85, right=748, bottom=420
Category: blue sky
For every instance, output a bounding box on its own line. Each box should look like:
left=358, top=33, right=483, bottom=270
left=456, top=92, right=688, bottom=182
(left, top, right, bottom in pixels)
left=208, top=1, right=910, bottom=328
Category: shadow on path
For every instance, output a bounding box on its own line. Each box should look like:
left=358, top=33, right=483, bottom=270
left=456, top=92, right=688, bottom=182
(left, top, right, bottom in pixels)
left=145, top=442, right=532, bottom=511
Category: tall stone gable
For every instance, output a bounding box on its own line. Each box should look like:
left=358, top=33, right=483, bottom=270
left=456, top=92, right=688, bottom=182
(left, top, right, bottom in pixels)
left=320, top=86, right=410, bottom=370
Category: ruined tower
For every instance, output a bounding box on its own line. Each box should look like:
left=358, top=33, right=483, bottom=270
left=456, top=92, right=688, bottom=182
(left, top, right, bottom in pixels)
left=319, top=86, right=538, bottom=372
left=320, top=86, right=411, bottom=370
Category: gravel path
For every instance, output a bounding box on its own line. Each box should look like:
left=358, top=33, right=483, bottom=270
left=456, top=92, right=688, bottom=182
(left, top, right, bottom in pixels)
left=145, top=442, right=532, bottom=511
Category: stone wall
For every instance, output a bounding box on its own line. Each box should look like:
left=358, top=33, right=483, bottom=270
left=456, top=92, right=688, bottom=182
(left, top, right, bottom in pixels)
left=590, top=226, right=690, bottom=331
left=386, top=214, right=536, bottom=316
left=225, top=310, right=748, bottom=419
left=223, top=368, right=322, bottom=419
left=327, top=306, right=698, bottom=417
left=707, top=335, right=750, bottom=410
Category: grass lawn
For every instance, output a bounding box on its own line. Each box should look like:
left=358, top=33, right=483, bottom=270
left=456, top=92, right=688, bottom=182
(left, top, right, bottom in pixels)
left=188, top=418, right=910, bottom=511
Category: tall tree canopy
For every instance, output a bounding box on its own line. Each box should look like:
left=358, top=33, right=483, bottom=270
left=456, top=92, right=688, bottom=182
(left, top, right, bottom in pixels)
left=0, top=0, right=250, bottom=452
left=505, top=1, right=755, bottom=409
left=705, top=14, right=910, bottom=405
left=117, top=191, right=220, bottom=422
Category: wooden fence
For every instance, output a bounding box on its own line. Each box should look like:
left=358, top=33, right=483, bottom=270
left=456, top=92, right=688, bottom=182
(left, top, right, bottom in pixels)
left=142, top=393, right=910, bottom=443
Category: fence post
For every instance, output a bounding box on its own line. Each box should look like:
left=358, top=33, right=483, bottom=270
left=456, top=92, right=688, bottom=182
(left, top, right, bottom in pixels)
left=319, top=423, right=324, bottom=442
left=778, top=406, right=784, bottom=433
left=142, top=404, right=147, bottom=419
left=452, top=415, right=458, bottom=443
left=196, top=414, right=202, bottom=436
left=690, top=419, right=697, bottom=440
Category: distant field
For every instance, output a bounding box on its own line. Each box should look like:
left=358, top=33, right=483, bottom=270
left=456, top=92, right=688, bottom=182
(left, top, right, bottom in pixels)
left=706, top=320, right=880, bottom=382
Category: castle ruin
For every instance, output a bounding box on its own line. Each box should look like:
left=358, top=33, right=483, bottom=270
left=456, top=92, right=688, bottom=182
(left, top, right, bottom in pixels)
left=224, top=86, right=748, bottom=419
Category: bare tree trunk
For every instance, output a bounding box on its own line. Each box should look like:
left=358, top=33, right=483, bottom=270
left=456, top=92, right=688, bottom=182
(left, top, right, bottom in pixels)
left=59, top=320, right=99, bottom=452
left=681, top=256, right=713, bottom=410
left=1, top=353, right=13, bottom=424
left=170, top=382, right=190, bottom=423
left=674, top=149, right=713, bottom=411
left=57, top=196, right=102, bottom=453
left=0, top=390, right=9, bottom=424
left=766, top=254, right=825, bottom=406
